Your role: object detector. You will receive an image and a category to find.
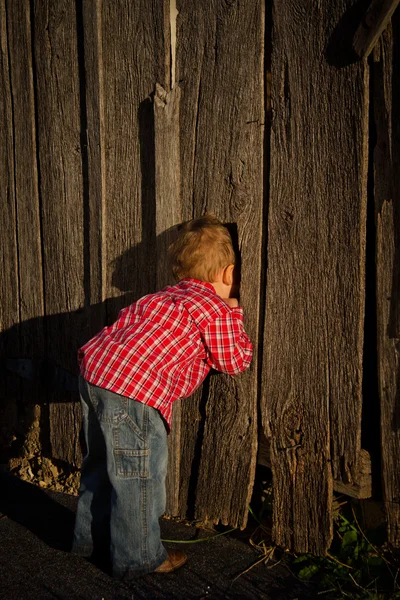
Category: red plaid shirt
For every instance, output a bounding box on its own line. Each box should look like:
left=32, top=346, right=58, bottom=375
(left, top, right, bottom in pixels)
left=78, top=278, right=253, bottom=427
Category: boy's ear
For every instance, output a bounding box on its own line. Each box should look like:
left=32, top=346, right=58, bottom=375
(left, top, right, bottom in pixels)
left=222, top=264, right=235, bottom=285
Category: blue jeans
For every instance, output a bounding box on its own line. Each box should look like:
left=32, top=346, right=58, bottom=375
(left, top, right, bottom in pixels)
left=72, top=377, right=168, bottom=578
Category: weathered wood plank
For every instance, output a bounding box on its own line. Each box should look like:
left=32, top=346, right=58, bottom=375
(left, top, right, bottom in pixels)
left=82, top=0, right=106, bottom=339
left=353, top=0, right=400, bottom=58
left=6, top=0, right=44, bottom=459
left=258, top=433, right=372, bottom=500
left=154, top=84, right=181, bottom=292
left=0, top=0, right=20, bottom=460
left=262, top=0, right=369, bottom=553
left=154, top=83, right=182, bottom=515
left=373, top=19, right=400, bottom=546
left=33, top=0, right=84, bottom=466
left=101, top=0, right=169, bottom=321
left=176, top=0, right=263, bottom=529
left=177, top=390, right=204, bottom=518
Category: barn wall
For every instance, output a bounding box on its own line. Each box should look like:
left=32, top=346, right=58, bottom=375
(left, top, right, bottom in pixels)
left=261, top=0, right=369, bottom=553
left=373, top=16, right=400, bottom=547
left=0, top=0, right=399, bottom=553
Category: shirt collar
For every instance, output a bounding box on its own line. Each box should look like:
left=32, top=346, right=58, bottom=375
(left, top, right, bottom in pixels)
left=178, top=278, right=216, bottom=295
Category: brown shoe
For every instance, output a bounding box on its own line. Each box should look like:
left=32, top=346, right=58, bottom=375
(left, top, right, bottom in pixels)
left=154, top=549, right=188, bottom=573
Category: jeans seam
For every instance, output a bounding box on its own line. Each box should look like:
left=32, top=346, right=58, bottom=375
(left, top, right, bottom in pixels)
left=86, top=378, right=97, bottom=409
left=142, top=406, right=150, bottom=567
left=141, top=477, right=148, bottom=566
left=143, top=404, right=149, bottom=440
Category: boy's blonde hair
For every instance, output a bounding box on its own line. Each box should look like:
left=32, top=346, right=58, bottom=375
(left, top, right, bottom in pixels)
left=168, top=214, right=236, bottom=282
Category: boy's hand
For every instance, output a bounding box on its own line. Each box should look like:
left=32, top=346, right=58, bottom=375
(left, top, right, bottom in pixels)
left=222, top=297, right=239, bottom=308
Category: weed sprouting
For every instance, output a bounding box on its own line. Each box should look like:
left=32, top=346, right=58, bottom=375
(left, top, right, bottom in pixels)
left=292, top=504, right=400, bottom=599
left=246, top=478, right=400, bottom=599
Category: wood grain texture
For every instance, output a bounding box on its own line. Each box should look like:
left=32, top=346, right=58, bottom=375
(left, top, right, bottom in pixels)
left=82, top=0, right=106, bottom=338
left=6, top=0, right=44, bottom=457
left=374, top=20, right=400, bottom=546
left=154, top=84, right=182, bottom=515
left=257, top=433, right=372, bottom=499
left=101, top=0, right=169, bottom=321
left=154, top=84, right=182, bottom=291
left=0, top=0, right=20, bottom=455
left=6, top=0, right=43, bottom=329
left=177, top=389, right=204, bottom=517
left=261, top=0, right=369, bottom=553
left=33, top=0, right=84, bottom=465
left=176, top=0, right=263, bottom=529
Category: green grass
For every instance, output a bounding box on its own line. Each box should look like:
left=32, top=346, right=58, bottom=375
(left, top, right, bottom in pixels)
left=292, top=506, right=400, bottom=599
left=247, top=477, right=400, bottom=599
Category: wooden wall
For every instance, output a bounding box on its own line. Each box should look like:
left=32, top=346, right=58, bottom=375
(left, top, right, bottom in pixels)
left=373, top=15, right=400, bottom=548
left=261, top=0, right=369, bottom=553
left=0, top=0, right=399, bottom=554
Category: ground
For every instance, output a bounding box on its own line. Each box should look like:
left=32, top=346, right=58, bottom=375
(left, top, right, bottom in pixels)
left=0, top=472, right=313, bottom=600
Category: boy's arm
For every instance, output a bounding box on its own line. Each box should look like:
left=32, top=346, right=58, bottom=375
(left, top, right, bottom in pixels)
left=201, top=307, right=253, bottom=375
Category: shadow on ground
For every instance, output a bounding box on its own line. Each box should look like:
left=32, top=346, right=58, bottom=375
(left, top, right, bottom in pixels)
left=0, top=473, right=314, bottom=600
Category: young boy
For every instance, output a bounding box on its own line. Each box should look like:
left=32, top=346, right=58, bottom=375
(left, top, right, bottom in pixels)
left=72, top=215, right=253, bottom=579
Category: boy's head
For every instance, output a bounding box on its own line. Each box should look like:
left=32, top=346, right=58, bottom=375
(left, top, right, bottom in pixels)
left=168, top=215, right=236, bottom=284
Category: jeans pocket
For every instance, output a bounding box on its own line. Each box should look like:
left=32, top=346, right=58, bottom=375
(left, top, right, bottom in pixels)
left=113, top=406, right=149, bottom=478
left=114, top=448, right=149, bottom=478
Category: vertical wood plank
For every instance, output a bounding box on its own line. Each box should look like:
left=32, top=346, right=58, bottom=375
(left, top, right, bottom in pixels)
left=33, top=0, right=84, bottom=466
left=6, top=0, right=44, bottom=458
left=0, top=0, right=20, bottom=458
left=176, top=0, right=263, bottom=529
left=262, top=1, right=369, bottom=553
left=101, top=0, right=169, bottom=321
left=154, top=83, right=182, bottom=515
left=154, top=84, right=181, bottom=292
left=374, top=19, right=400, bottom=546
left=82, top=0, right=106, bottom=338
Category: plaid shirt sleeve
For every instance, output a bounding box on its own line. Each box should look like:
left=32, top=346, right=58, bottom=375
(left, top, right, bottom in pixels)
left=201, top=306, right=253, bottom=375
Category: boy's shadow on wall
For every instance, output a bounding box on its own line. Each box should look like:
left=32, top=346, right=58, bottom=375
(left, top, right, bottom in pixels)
left=0, top=220, right=186, bottom=553
left=0, top=227, right=179, bottom=468
left=0, top=214, right=242, bottom=470
left=0, top=221, right=240, bottom=550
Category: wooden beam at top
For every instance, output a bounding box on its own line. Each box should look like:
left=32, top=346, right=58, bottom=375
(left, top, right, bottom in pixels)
left=353, top=0, right=400, bottom=58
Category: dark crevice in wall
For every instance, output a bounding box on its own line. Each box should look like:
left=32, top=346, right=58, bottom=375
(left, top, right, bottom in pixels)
left=138, top=95, right=157, bottom=298
left=361, top=56, right=381, bottom=496
left=186, top=374, right=210, bottom=520
left=75, top=1, right=90, bottom=313
left=389, top=11, right=400, bottom=345
left=256, top=0, right=272, bottom=443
